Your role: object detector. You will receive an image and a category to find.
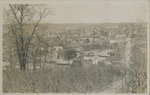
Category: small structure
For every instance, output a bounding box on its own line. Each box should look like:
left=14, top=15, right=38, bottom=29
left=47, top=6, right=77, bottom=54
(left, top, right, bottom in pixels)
left=83, top=49, right=113, bottom=65
left=110, top=34, right=126, bottom=44
left=56, top=59, right=72, bottom=66
left=105, top=61, right=112, bottom=65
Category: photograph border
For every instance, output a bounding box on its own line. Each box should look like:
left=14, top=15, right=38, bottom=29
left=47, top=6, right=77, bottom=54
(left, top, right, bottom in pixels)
left=0, top=0, right=149, bottom=95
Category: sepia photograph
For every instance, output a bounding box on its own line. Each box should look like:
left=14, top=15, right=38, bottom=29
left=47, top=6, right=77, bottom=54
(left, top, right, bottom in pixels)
left=2, top=0, right=149, bottom=93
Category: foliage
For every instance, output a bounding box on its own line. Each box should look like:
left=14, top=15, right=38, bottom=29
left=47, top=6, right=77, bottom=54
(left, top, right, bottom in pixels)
left=71, top=59, right=83, bottom=67
left=64, top=48, right=77, bottom=60
left=3, top=64, right=125, bottom=93
left=4, top=4, right=51, bottom=70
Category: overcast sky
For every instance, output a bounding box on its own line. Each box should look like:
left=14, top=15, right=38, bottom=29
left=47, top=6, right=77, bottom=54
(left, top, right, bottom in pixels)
left=45, top=0, right=148, bottom=23
left=3, top=0, right=148, bottom=23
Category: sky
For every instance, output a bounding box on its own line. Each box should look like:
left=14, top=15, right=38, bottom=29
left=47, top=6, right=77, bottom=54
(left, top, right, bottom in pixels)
left=3, top=0, right=148, bottom=23
left=45, top=1, right=148, bottom=23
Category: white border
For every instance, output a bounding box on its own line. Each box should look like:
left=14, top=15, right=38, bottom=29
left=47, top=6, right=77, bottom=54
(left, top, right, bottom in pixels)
left=147, top=0, right=150, bottom=95
left=0, top=0, right=149, bottom=95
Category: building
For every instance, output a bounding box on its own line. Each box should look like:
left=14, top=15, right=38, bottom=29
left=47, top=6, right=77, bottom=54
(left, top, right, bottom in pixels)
left=110, top=34, right=126, bottom=44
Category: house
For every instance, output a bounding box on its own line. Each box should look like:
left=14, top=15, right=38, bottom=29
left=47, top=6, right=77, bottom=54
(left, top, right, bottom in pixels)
left=83, top=49, right=113, bottom=65
left=110, top=34, right=126, bottom=44
left=54, top=46, right=63, bottom=51
left=83, top=55, right=106, bottom=65
left=98, top=49, right=113, bottom=57
left=105, top=61, right=112, bottom=65
left=56, top=59, right=70, bottom=65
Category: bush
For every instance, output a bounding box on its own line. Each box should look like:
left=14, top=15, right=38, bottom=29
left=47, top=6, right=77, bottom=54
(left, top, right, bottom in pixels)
left=64, top=48, right=77, bottom=60
left=72, top=59, right=83, bottom=67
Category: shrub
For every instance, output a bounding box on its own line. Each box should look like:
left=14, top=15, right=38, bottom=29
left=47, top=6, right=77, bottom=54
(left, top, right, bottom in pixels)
left=64, top=48, right=77, bottom=60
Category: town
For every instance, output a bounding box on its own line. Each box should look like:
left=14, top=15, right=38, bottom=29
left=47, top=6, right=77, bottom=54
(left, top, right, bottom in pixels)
left=3, top=23, right=147, bottom=93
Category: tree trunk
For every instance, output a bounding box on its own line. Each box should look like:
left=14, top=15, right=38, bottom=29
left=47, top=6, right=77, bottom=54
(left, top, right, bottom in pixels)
left=33, top=47, right=39, bottom=72
left=43, top=53, right=48, bottom=71
left=20, top=61, right=26, bottom=71
left=19, top=52, right=27, bottom=71
left=9, top=48, right=14, bottom=70
left=22, top=63, right=26, bottom=71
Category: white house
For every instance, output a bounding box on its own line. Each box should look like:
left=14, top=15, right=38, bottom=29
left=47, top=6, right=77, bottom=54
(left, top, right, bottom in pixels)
left=110, top=34, right=126, bottom=44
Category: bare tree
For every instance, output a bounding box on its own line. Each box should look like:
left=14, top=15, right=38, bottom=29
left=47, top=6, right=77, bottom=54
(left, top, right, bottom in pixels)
left=4, top=4, right=52, bottom=71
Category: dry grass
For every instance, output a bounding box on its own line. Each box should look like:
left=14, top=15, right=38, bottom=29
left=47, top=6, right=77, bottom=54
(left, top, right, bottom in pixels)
left=3, top=64, right=125, bottom=93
